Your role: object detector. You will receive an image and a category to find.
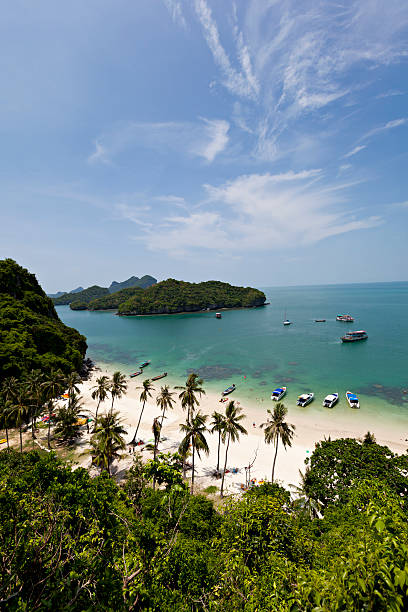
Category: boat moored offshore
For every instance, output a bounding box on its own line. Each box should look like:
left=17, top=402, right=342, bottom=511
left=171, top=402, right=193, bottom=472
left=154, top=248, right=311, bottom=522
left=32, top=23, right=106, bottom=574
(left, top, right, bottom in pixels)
left=222, top=384, right=236, bottom=396
left=336, top=314, right=354, bottom=322
left=346, top=391, right=360, bottom=409
left=341, top=330, right=368, bottom=342
left=297, top=393, right=314, bottom=407
left=323, top=393, right=338, bottom=408
left=139, top=360, right=151, bottom=368
left=271, top=386, right=287, bottom=401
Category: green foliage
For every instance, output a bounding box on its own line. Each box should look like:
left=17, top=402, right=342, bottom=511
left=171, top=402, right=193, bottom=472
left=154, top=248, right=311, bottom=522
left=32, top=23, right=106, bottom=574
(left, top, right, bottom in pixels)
left=0, top=259, right=87, bottom=381
left=118, top=278, right=266, bottom=315
left=52, top=285, right=109, bottom=306
left=108, top=274, right=157, bottom=293
left=88, top=286, right=144, bottom=310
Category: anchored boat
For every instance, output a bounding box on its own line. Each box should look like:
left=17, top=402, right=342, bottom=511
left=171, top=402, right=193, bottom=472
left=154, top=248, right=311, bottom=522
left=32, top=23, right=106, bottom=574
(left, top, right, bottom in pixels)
left=215, top=312, right=222, bottom=319
left=341, top=330, right=368, bottom=343
left=151, top=372, right=167, bottom=381
left=346, top=391, right=360, bottom=409
left=336, top=314, right=354, bottom=322
left=139, top=360, right=151, bottom=368
left=323, top=393, right=338, bottom=408
left=130, top=370, right=142, bottom=378
left=271, top=386, right=287, bottom=401
left=297, top=393, right=314, bottom=407
left=222, top=384, right=236, bottom=396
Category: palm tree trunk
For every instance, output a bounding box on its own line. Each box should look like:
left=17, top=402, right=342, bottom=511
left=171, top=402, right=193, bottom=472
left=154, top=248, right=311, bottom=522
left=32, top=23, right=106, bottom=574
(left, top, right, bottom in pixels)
left=6, top=426, right=9, bottom=449
left=220, top=433, right=230, bottom=498
left=111, top=396, right=115, bottom=413
left=217, top=431, right=221, bottom=472
left=93, top=399, right=101, bottom=432
left=47, top=414, right=51, bottom=450
left=160, top=407, right=166, bottom=429
left=132, top=400, right=146, bottom=443
left=271, top=437, right=279, bottom=483
left=191, top=443, right=195, bottom=494
left=19, top=425, right=23, bottom=452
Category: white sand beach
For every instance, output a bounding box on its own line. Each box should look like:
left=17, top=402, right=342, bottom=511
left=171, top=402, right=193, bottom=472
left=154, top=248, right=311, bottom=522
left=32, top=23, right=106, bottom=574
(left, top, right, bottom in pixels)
left=72, top=364, right=408, bottom=495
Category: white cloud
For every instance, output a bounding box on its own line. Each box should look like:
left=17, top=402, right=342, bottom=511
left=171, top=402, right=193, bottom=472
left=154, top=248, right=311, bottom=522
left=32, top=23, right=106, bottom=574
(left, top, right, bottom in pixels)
left=343, top=145, right=367, bottom=158
left=362, top=118, right=408, bottom=140
left=88, top=117, right=229, bottom=164
left=130, top=170, right=381, bottom=255
left=162, top=0, right=186, bottom=29
left=376, top=90, right=405, bottom=99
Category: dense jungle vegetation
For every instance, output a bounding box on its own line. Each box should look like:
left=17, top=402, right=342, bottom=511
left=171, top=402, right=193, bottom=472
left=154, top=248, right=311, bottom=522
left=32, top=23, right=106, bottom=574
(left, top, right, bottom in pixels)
left=53, top=285, right=109, bottom=305
left=118, top=279, right=266, bottom=315
left=0, top=259, right=87, bottom=382
left=1, top=438, right=408, bottom=610
left=53, top=275, right=157, bottom=306
left=87, top=286, right=144, bottom=310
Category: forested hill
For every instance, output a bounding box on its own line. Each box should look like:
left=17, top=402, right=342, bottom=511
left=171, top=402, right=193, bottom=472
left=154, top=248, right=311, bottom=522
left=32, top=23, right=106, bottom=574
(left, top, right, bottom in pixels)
left=0, top=258, right=87, bottom=380
left=84, top=286, right=144, bottom=311
left=118, top=279, right=266, bottom=315
left=52, top=275, right=157, bottom=305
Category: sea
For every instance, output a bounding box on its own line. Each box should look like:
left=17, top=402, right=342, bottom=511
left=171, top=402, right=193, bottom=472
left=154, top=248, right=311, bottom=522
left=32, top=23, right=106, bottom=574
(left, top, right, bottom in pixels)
left=57, top=282, right=408, bottom=425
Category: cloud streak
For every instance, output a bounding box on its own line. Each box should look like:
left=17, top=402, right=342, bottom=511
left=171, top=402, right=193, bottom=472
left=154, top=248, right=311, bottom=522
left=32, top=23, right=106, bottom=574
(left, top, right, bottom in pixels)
left=343, top=145, right=367, bottom=159
left=362, top=118, right=408, bottom=140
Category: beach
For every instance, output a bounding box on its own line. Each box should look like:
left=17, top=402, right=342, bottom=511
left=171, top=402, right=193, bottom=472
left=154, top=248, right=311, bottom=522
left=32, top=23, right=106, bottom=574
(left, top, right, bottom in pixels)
left=75, top=365, right=408, bottom=494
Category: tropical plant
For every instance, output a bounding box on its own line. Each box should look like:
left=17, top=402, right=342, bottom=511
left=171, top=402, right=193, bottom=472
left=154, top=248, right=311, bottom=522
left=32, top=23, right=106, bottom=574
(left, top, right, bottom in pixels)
left=91, top=375, right=110, bottom=432
left=260, top=402, right=295, bottom=484
left=175, top=373, right=205, bottom=422
left=54, top=394, right=85, bottom=445
left=290, top=468, right=322, bottom=519
left=42, top=369, right=66, bottom=449
left=156, top=385, right=175, bottom=429
left=24, top=369, right=45, bottom=439
left=131, top=379, right=155, bottom=443
left=109, top=371, right=127, bottom=412
left=89, top=411, right=127, bottom=475
left=363, top=431, right=377, bottom=445
left=0, top=397, right=12, bottom=449
left=10, top=385, right=29, bottom=452
left=179, top=411, right=209, bottom=494
left=65, top=372, right=82, bottom=407
left=220, top=401, right=247, bottom=498
left=210, top=410, right=226, bottom=473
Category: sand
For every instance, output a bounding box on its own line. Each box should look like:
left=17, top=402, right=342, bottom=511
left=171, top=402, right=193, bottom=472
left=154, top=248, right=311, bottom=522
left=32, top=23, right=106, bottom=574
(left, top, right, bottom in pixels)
left=70, top=364, right=408, bottom=495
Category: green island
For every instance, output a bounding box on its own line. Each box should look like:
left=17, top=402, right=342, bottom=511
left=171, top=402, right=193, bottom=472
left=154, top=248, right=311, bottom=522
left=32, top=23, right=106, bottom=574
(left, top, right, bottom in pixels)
left=0, top=258, right=87, bottom=381
left=118, top=279, right=266, bottom=315
left=52, top=275, right=157, bottom=307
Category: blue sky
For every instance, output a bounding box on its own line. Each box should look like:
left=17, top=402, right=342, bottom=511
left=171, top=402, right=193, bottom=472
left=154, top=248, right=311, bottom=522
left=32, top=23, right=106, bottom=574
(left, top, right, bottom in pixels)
left=1, top=0, right=408, bottom=292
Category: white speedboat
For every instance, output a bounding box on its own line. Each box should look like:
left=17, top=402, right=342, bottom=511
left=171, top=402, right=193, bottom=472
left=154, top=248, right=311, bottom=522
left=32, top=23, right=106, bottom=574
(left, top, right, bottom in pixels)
left=323, top=393, right=338, bottom=408
left=297, top=393, right=314, bottom=407
left=346, top=391, right=360, bottom=409
left=271, top=386, right=287, bottom=401
left=283, top=309, right=292, bottom=325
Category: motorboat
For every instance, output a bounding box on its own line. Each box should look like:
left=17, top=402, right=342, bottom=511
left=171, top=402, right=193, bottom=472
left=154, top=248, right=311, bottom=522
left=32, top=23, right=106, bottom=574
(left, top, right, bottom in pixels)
left=283, top=309, right=292, bottom=325
left=215, top=312, right=222, bottom=319
left=346, top=391, right=360, bottom=409
left=315, top=319, right=326, bottom=322
left=297, top=393, right=314, bottom=407
left=139, top=360, right=151, bottom=368
left=271, top=386, right=287, bottom=401
left=323, top=393, right=338, bottom=408
left=222, top=384, right=236, bottom=396
left=130, top=370, right=142, bottom=378
left=151, top=372, right=167, bottom=381
left=341, top=330, right=368, bottom=343
left=336, top=315, right=354, bottom=322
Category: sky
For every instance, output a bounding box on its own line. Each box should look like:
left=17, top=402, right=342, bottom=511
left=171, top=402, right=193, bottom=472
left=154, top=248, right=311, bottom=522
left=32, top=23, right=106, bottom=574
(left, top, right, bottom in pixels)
left=1, top=0, right=408, bottom=292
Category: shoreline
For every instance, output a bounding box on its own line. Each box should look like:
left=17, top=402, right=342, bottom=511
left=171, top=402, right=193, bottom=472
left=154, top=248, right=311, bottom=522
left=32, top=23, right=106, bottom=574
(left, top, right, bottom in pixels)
left=76, top=362, right=408, bottom=494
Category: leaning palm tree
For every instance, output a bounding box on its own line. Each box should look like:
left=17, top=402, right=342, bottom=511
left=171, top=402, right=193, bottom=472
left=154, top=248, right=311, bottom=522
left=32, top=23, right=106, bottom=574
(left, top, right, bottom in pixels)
left=220, top=401, right=247, bottom=498
left=156, top=385, right=175, bottom=429
left=42, top=369, right=66, bottom=449
left=24, top=369, right=45, bottom=440
left=0, top=398, right=12, bottom=449
left=65, top=372, right=82, bottom=408
left=179, top=411, right=209, bottom=493
left=131, top=379, right=155, bottom=444
left=260, top=402, right=295, bottom=483
left=109, top=371, right=127, bottom=413
left=91, top=375, right=110, bottom=432
left=175, top=373, right=205, bottom=422
left=210, top=411, right=226, bottom=473
left=10, top=386, right=29, bottom=452
left=89, top=411, right=127, bottom=475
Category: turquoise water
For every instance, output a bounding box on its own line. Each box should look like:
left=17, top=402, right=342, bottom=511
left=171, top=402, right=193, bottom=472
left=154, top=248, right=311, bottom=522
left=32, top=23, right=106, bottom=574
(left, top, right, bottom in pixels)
left=57, top=282, right=408, bottom=417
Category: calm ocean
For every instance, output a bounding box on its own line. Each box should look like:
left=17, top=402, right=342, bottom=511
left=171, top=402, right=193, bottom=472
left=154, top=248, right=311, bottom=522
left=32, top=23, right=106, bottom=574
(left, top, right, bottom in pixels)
left=57, top=282, right=408, bottom=420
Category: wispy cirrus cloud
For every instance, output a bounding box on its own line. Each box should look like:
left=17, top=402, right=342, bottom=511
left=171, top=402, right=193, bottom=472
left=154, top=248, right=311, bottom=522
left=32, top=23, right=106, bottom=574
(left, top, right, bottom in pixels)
left=88, top=117, right=229, bottom=165
left=162, top=0, right=187, bottom=29
left=343, top=145, right=367, bottom=159
left=124, top=170, right=381, bottom=256
left=362, top=118, right=408, bottom=140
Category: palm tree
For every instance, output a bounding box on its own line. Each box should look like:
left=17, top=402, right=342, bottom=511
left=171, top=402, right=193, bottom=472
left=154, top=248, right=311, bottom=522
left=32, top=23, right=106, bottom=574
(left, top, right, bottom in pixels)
left=24, top=369, right=45, bottom=440
left=179, top=411, right=209, bottom=493
left=89, top=411, right=127, bottom=475
left=109, top=371, right=127, bottom=412
left=210, top=411, right=226, bottom=473
left=42, top=369, right=66, bottom=449
left=175, top=373, right=205, bottom=422
left=91, top=375, right=110, bottom=432
left=152, top=417, right=162, bottom=490
left=1, top=378, right=18, bottom=448
left=10, top=385, right=29, bottom=452
left=260, top=402, right=295, bottom=483
left=54, top=394, right=85, bottom=445
left=290, top=468, right=322, bottom=519
left=65, top=372, right=82, bottom=408
left=0, top=398, right=12, bottom=449
left=131, top=379, right=155, bottom=444
left=156, top=385, right=175, bottom=429
left=220, top=401, right=247, bottom=498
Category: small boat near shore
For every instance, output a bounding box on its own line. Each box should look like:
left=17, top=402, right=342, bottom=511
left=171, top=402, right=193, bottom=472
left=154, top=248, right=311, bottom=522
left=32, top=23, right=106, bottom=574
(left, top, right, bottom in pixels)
left=323, top=393, right=338, bottom=408
left=341, top=330, right=368, bottom=343
left=130, top=370, right=142, bottom=378
left=215, top=312, right=222, bottom=319
left=336, top=314, right=354, bottom=322
left=271, top=386, right=286, bottom=401
left=297, top=393, right=314, bottom=407
left=222, top=384, right=236, bottom=396
left=346, top=391, right=360, bottom=409
left=151, top=372, right=167, bottom=381
left=315, top=319, right=326, bottom=322
left=139, top=360, right=151, bottom=368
